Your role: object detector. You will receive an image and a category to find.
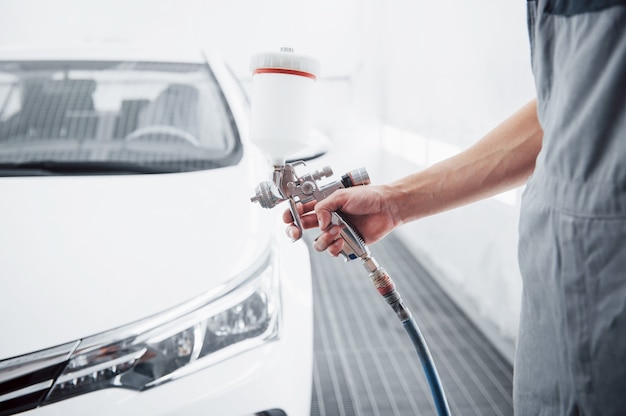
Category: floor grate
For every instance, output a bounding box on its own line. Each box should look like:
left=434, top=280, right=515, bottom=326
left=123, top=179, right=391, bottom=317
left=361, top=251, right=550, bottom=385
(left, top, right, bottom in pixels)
left=308, top=233, right=514, bottom=416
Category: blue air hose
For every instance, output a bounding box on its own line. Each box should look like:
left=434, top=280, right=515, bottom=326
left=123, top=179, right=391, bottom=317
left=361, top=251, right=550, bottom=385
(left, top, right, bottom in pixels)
left=403, top=316, right=451, bottom=416
left=370, top=263, right=451, bottom=416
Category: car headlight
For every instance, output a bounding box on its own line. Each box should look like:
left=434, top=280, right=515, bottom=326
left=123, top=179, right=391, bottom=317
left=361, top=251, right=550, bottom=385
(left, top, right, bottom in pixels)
left=3, top=252, right=279, bottom=407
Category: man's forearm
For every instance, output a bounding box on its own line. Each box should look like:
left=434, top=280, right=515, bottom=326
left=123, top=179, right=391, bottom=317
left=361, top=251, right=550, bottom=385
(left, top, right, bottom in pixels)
left=389, top=98, right=543, bottom=224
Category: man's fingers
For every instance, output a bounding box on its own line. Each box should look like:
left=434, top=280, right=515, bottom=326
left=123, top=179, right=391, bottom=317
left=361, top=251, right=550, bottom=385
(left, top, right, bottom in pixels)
left=315, top=191, right=348, bottom=230
left=327, top=239, right=345, bottom=257
left=313, top=228, right=345, bottom=257
left=282, top=208, right=294, bottom=224
left=312, top=225, right=341, bottom=252
left=285, top=224, right=301, bottom=241
left=284, top=213, right=319, bottom=241
left=282, top=200, right=317, bottom=224
left=300, top=213, right=320, bottom=229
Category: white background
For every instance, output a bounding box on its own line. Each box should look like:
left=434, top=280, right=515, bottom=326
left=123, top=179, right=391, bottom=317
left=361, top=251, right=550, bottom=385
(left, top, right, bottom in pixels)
left=0, top=0, right=536, bottom=361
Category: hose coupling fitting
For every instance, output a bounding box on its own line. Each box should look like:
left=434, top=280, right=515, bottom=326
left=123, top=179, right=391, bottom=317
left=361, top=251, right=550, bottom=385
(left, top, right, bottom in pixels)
left=384, top=290, right=412, bottom=323
left=369, top=267, right=411, bottom=322
left=369, top=266, right=395, bottom=296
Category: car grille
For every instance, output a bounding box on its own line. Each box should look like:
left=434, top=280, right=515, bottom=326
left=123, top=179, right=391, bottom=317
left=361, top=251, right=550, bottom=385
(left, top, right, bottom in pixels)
left=0, top=341, right=78, bottom=416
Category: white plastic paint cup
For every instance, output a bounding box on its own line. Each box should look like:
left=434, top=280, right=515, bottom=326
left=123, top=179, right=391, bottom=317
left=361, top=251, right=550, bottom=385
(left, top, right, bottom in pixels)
left=249, top=47, right=321, bottom=165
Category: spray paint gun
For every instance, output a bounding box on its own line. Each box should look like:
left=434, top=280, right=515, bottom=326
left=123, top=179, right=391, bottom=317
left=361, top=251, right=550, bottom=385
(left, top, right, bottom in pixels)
left=247, top=46, right=404, bottom=305
left=247, top=46, right=413, bottom=325
left=247, top=48, right=450, bottom=416
left=248, top=47, right=377, bottom=270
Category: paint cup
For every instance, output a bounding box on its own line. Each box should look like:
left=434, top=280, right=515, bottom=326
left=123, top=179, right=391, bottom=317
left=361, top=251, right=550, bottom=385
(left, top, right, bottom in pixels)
left=249, top=47, right=320, bottom=165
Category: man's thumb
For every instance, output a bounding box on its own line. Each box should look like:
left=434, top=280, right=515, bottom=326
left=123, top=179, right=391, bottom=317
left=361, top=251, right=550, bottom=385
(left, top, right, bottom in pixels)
left=314, top=190, right=347, bottom=230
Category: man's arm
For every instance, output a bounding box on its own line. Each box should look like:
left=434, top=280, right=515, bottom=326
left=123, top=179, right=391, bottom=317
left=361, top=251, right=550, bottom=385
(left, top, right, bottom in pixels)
left=388, top=98, right=543, bottom=225
left=288, top=98, right=543, bottom=255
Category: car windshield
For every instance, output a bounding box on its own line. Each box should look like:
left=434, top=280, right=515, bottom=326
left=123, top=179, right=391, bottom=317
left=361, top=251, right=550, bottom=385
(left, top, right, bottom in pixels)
left=0, top=60, right=241, bottom=175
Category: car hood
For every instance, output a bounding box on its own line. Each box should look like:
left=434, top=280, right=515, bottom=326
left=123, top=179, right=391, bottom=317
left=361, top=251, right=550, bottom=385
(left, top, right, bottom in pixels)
left=0, top=165, right=275, bottom=360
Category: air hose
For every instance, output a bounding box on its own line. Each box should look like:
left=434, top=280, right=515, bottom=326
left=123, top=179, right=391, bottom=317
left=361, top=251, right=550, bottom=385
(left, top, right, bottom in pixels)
left=368, top=259, right=451, bottom=416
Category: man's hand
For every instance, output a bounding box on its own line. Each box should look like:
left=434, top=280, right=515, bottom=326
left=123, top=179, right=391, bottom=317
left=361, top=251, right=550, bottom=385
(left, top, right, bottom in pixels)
left=283, top=185, right=400, bottom=257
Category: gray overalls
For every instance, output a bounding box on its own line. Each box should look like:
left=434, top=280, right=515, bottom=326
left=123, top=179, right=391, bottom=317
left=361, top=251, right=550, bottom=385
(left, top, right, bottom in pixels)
left=516, top=1, right=626, bottom=414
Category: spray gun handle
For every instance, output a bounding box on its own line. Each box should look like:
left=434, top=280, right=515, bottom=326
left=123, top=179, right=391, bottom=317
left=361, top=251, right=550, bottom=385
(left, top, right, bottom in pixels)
left=331, top=211, right=370, bottom=261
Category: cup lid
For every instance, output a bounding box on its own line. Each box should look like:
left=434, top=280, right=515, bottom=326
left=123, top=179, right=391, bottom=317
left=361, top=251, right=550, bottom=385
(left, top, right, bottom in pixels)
left=250, top=47, right=320, bottom=79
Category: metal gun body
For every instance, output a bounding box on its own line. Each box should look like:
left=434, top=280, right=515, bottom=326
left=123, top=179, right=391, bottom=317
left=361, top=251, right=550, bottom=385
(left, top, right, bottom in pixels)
left=250, top=161, right=370, bottom=263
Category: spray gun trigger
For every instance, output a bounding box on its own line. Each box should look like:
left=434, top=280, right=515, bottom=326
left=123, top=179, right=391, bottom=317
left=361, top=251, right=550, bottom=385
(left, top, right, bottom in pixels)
left=288, top=198, right=304, bottom=241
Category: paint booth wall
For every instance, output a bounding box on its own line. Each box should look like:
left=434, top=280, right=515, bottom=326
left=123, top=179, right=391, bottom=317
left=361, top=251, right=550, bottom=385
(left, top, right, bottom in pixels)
left=0, top=0, right=535, bottom=361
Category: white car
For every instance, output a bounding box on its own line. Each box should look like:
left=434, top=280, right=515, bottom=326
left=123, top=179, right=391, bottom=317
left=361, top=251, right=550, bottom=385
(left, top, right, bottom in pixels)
left=0, top=46, right=314, bottom=416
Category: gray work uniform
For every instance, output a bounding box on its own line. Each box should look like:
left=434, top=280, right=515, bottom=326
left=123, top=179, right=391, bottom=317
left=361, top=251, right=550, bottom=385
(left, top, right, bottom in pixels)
left=516, top=1, right=626, bottom=414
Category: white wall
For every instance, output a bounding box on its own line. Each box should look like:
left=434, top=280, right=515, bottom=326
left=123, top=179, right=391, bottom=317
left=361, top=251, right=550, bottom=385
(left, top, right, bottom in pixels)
left=0, top=0, right=535, bottom=361
left=0, top=0, right=360, bottom=75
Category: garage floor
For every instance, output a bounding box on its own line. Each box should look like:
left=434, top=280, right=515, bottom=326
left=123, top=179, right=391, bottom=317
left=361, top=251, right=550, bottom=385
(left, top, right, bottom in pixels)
left=307, top=233, right=514, bottom=416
